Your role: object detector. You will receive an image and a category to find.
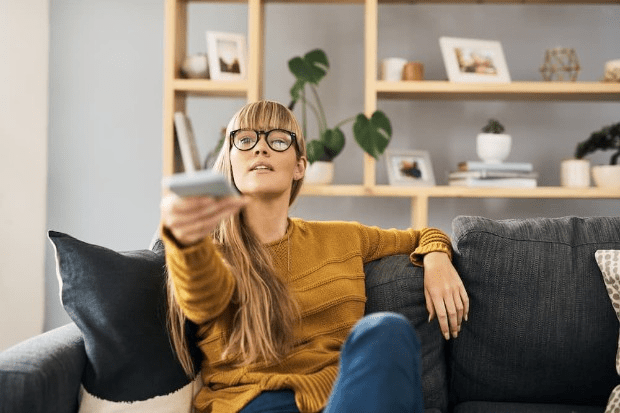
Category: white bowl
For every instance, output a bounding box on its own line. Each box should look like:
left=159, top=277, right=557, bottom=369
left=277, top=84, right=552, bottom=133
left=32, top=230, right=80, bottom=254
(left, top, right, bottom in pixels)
left=592, top=165, right=620, bottom=188
left=476, top=133, right=512, bottom=164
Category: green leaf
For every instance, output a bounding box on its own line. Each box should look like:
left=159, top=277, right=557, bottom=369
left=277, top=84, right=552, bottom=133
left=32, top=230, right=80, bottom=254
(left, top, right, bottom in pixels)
left=321, top=128, right=345, bottom=159
left=287, top=49, right=329, bottom=85
left=353, top=110, right=392, bottom=159
left=306, top=140, right=327, bottom=164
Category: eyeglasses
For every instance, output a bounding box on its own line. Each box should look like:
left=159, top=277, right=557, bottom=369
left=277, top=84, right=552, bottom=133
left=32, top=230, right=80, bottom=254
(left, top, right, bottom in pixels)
left=230, top=128, right=297, bottom=152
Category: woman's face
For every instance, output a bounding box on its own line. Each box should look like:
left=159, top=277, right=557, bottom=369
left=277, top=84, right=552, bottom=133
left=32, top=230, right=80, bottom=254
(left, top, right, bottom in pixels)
left=229, top=125, right=306, bottom=199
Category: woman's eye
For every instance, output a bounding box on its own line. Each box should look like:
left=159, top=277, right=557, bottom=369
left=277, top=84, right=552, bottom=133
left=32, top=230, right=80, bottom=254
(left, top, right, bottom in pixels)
left=271, top=139, right=287, bottom=149
left=239, top=137, right=254, bottom=146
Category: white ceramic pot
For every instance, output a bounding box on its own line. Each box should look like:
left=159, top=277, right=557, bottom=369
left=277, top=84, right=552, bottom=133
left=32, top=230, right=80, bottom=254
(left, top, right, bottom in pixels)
left=304, top=161, right=334, bottom=185
left=592, top=165, right=620, bottom=188
left=476, top=133, right=512, bottom=164
left=560, top=159, right=590, bottom=187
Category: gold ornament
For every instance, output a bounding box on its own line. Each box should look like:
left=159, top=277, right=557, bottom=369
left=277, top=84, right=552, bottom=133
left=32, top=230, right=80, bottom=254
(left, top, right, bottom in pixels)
left=540, top=48, right=580, bottom=81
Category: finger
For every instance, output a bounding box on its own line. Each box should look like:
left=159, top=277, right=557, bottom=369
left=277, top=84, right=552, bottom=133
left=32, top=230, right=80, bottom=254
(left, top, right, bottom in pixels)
left=430, top=291, right=450, bottom=340
left=424, top=288, right=435, bottom=322
left=460, top=284, right=470, bottom=322
left=452, top=288, right=465, bottom=330
left=443, top=291, right=459, bottom=339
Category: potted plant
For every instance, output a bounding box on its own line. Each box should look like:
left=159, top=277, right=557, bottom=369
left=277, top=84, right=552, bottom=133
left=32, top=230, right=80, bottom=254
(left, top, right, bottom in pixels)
left=287, top=49, right=392, bottom=184
left=574, top=122, right=620, bottom=188
left=476, top=119, right=512, bottom=164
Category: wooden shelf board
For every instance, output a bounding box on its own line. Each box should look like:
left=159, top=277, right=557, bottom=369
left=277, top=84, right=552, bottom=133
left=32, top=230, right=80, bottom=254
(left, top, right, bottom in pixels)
left=301, top=184, right=620, bottom=198
left=376, top=81, right=620, bottom=101
left=173, top=79, right=247, bottom=97
left=187, top=0, right=620, bottom=3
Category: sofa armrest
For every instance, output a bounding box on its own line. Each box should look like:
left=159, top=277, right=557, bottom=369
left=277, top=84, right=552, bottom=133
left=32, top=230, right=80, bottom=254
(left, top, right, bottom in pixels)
left=0, top=323, right=86, bottom=413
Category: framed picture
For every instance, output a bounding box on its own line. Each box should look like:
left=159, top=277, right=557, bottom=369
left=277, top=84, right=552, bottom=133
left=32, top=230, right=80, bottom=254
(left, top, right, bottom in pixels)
left=206, top=31, right=247, bottom=81
left=385, top=150, right=435, bottom=187
left=439, top=37, right=511, bottom=83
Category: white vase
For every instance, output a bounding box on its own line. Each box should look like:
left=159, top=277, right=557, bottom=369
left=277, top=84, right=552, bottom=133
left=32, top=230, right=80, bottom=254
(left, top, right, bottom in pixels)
left=476, top=133, right=512, bottom=164
left=592, top=165, right=620, bottom=188
left=560, top=159, right=590, bottom=187
left=304, top=161, right=334, bottom=185
left=181, top=54, right=209, bottom=79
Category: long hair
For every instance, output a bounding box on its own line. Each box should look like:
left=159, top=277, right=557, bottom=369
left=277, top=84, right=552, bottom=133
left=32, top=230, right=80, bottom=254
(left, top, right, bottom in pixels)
left=167, top=100, right=307, bottom=377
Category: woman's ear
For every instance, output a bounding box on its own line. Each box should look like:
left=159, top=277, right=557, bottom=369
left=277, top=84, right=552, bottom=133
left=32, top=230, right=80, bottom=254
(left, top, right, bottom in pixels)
left=294, top=156, right=307, bottom=181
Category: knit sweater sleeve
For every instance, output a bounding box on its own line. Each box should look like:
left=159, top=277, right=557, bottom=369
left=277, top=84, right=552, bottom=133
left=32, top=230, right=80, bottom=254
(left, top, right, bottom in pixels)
left=161, top=226, right=236, bottom=325
left=357, top=224, right=453, bottom=267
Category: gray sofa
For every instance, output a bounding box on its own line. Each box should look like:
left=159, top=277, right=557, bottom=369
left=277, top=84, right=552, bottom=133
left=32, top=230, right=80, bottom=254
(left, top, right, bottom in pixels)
left=2, top=215, right=620, bottom=413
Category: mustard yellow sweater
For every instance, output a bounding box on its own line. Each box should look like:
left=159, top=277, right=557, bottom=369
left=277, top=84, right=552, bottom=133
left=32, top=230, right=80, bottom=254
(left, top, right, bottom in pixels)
left=163, top=218, right=452, bottom=413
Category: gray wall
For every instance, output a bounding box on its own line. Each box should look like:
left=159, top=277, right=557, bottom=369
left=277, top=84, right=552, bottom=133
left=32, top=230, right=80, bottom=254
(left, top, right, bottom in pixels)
left=45, top=1, right=620, bottom=330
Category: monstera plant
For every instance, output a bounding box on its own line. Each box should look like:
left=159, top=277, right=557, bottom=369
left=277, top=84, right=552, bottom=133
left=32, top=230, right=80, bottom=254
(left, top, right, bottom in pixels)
left=287, top=49, right=392, bottom=164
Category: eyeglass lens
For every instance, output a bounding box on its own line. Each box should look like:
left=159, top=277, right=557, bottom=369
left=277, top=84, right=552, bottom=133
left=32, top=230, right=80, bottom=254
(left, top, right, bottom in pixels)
left=233, top=129, right=294, bottom=152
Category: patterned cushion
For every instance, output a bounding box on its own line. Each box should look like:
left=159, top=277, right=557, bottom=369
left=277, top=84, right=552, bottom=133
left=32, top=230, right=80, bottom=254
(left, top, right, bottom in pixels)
left=364, top=254, right=448, bottom=412
left=450, top=216, right=620, bottom=406
left=595, top=250, right=620, bottom=413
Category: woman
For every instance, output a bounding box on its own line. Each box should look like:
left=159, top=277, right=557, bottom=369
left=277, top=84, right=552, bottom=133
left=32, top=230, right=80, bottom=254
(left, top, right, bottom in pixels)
left=160, top=100, right=469, bottom=413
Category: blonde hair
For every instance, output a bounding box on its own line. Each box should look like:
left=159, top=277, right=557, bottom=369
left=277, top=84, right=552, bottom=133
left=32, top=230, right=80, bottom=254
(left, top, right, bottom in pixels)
left=167, top=100, right=306, bottom=376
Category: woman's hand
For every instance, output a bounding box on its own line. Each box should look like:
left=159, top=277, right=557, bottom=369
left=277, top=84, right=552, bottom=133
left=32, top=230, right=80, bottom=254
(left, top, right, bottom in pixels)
left=423, top=252, right=469, bottom=340
left=160, top=194, right=247, bottom=247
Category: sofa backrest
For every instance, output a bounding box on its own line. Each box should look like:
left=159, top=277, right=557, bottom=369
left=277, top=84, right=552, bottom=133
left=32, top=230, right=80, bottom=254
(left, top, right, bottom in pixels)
left=364, top=255, right=448, bottom=413
left=450, top=216, right=620, bottom=406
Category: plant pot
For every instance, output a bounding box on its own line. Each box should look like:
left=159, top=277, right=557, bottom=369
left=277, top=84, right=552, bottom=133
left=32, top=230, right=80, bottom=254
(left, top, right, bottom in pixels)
left=560, top=159, right=590, bottom=187
left=476, top=133, right=512, bottom=164
left=304, top=161, right=334, bottom=185
left=592, top=165, right=620, bottom=188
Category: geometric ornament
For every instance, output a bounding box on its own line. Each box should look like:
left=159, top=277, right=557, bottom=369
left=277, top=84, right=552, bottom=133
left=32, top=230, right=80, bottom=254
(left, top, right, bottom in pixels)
left=540, top=48, right=581, bottom=81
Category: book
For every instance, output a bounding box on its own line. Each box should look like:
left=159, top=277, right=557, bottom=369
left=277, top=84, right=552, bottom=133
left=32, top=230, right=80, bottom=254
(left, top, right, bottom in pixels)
left=449, top=177, right=538, bottom=188
left=449, top=170, right=538, bottom=180
left=174, top=112, right=201, bottom=173
left=458, top=161, right=533, bottom=172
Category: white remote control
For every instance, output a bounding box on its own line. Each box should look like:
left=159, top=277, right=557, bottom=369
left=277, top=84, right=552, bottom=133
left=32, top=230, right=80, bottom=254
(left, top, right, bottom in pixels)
left=163, top=169, right=239, bottom=198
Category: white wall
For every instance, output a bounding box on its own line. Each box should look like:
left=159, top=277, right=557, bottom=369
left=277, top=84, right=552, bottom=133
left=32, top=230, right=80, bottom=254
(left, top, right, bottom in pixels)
left=0, top=0, right=48, bottom=350
left=44, top=1, right=620, bottom=330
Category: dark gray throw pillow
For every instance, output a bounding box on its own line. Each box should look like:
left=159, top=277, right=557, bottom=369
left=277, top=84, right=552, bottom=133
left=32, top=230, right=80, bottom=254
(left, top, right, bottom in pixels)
left=48, top=231, right=193, bottom=402
left=449, top=216, right=620, bottom=406
left=364, top=254, right=448, bottom=413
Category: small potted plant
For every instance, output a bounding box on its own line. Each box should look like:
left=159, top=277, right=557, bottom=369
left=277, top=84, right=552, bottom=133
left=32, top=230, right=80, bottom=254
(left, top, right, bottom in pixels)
left=476, top=119, right=512, bottom=164
left=287, top=49, right=392, bottom=184
left=574, top=122, right=620, bottom=188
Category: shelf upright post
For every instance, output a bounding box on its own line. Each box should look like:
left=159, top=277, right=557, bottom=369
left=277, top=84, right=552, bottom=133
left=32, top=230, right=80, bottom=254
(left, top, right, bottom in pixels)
left=163, top=0, right=188, bottom=176
left=363, top=0, right=378, bottom=188
left=247, top=0, right=264, bottom=102
left=411, top=195, right=429, bottom=229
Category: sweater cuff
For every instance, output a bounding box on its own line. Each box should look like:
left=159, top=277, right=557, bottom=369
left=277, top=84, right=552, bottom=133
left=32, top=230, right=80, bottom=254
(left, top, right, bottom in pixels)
left=160, top=225, right=220, bottom=272
left=410, top=228, right=453, bottom=266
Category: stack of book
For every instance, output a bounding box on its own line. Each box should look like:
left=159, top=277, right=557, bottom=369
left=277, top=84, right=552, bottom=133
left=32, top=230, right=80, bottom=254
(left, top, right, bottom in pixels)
left=449, top=161, right=538, bottom=188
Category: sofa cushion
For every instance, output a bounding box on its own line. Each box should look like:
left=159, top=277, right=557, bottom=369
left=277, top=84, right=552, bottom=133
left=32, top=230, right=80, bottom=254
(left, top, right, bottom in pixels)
left=48, top=231, right=199, bottom=409
left=365, top=254, right=448, bottom=413
left=450, top=216, right=620, bottom=406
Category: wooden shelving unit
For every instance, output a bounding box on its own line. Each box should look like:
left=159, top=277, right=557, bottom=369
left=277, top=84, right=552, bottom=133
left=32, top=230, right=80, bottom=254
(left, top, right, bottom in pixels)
left=163, top=0, right=620, bottom=228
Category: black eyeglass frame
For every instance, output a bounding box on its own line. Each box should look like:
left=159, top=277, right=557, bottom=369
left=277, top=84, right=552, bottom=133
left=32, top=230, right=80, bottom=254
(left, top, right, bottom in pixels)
left=230, top=128, right=297, bottom=152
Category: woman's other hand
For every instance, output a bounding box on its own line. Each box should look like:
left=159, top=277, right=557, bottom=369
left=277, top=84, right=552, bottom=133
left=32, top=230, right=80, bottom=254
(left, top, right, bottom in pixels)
left=161, top=194, right=247, bottom=247
left=423, top=252, right=469, bottom=340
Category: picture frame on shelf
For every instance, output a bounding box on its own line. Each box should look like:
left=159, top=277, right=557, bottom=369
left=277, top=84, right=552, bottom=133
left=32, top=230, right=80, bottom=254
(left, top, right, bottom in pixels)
left=385, top=150, right=435, bottom=187
left=439, top=37, right=511, bottom=83
left=205, top=31, right=247, bottom=81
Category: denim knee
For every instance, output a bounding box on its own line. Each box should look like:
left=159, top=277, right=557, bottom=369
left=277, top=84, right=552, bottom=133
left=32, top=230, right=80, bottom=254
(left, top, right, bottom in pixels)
left=349, top=312, right=420, bottom=350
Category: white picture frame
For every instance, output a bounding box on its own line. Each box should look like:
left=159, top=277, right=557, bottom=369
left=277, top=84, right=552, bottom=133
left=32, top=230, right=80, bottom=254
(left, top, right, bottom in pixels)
left=205, top=31, right=247, bottom=81
left=385, top=150, right=435, bottom=187
left=439, top=37, right=511, bottom=83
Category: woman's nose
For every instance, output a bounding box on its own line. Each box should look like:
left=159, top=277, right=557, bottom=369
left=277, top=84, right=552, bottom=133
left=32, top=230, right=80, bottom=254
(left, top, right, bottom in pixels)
left=253, top=136, right=270, bottom=154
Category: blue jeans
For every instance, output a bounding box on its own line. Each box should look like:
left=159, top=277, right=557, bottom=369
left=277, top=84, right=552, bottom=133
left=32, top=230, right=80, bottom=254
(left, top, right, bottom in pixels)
left=240, top=312, right=424, bottom=413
